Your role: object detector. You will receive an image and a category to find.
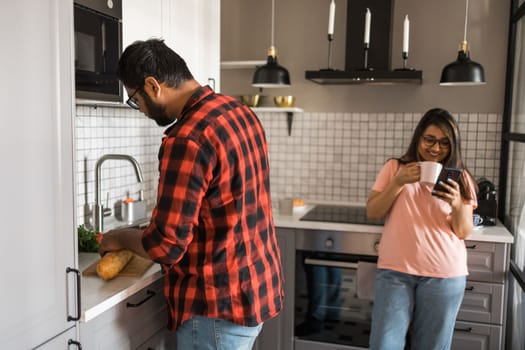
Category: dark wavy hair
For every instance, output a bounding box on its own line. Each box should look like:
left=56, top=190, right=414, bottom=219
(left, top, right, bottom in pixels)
left=117, top=38, right=194, bottom=90
left=398, top=108, right=477, bottom=200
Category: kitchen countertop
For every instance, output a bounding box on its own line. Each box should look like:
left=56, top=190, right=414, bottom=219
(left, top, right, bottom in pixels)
left=273, top=201, right=514, bottom=244
left=79, top=200, right=513, bottom=323
left=79, top=252, right=163, bottom=322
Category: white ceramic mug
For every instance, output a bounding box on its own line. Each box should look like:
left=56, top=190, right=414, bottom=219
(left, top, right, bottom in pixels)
left=419, top=161, right=443, bottom=184
left=473, top=214, right=484, bottom=226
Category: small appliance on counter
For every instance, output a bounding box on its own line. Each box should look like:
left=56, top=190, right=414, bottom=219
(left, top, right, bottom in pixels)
left=474, top=178, right=497, bottom=226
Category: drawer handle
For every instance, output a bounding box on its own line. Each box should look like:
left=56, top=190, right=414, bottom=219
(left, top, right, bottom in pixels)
left=465, top=286, right=474, bottom=291
left=465, top=244, right=477, bottom=249
left=126, top=290, right=155, bottom=308
left=68, top=339, right=82, bottom=349
left=454, top=327, right=473, bottom=333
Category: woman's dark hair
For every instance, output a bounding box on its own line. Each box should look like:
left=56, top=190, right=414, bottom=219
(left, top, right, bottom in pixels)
left=398, top=108, right=477, bottom=199
left=117, top=38, right=194, bottom=89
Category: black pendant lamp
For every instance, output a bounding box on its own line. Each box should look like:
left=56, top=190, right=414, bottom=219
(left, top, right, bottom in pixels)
left=440, top=0, right=485, bottom=86
left=252, top=0, right=291, bottom=88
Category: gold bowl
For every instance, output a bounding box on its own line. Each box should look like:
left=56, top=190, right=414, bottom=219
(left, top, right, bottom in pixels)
left=240, top=94, right=263, bottom=107
left=273, top=95, right=295, bottom=108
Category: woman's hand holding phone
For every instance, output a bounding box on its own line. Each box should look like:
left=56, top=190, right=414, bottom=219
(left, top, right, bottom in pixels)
left=431, top=167, right=462, bottom=204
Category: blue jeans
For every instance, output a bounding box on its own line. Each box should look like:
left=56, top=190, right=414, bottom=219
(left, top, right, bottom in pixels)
left=370, top=269, right=466, bottom=350
left=176, top=316, right=263, bottom=350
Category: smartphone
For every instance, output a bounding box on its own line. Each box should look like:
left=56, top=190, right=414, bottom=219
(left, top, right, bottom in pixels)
left=432, top=167, right=462, bottom=197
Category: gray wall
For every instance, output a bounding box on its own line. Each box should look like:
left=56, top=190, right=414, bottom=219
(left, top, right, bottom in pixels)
left=221, top=0, right=509, bottom=113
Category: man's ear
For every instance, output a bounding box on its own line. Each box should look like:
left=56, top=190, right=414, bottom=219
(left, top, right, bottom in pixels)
left=143, top=76, right=162, bottom=98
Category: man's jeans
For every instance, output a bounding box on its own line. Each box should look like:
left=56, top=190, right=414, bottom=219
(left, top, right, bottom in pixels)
left=370, top=269, right=466, bottom=350
left=176, top=316, right=263, bottom=349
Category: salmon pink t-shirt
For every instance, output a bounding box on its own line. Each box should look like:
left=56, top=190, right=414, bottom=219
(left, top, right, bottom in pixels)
left=372, top=159, right=477, bottom=278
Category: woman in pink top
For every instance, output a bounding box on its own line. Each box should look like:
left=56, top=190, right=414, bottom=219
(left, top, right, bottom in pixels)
left=367, top=108, right=478, bottom=350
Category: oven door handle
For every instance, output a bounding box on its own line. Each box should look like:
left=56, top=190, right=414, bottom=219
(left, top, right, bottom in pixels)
left=304, top=258, right=358, bottom=269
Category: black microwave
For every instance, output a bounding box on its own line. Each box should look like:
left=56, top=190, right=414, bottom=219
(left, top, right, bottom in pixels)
left=74, top=0, right=122, bottom=102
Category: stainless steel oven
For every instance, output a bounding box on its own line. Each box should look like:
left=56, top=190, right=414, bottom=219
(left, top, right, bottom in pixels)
left=294, top=205, right=382, bottom=350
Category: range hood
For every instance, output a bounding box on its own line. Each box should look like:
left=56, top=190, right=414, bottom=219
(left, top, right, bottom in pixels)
left=305, top=69, right=422, bottom=85
left=306, top=0, right=422, bottom=85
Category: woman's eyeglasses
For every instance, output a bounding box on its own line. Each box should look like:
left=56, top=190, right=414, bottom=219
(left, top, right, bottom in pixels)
left=126, top=88, right=141, bottom=110
left=421, top=135, right=451, bottom=149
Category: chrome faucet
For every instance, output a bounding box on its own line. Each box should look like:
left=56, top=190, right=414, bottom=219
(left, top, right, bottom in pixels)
left=94, top=154, right=144, bottom=231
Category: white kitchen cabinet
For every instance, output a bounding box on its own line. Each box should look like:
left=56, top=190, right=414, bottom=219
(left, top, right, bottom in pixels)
left=0, top=0, right=77, bottom=348
left=451, top=241, right=511, bottom=350
left=121, top=0, right=164, bottom=104
left=162, top=0, right=221, bottom=91
left=80, top=278, right=168, bottom=349
left=122, top=0, right=220, bottom=92
left=35, top=328, right=79, bottom=350
left=122, top=0, right=163, bottom=50
left=452, top=321, right=502, bottom=350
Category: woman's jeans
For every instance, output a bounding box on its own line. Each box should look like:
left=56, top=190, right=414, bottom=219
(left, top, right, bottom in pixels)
left=176, top=316, right=263, bottom=350
left=370, top=269, right=466, bottom=350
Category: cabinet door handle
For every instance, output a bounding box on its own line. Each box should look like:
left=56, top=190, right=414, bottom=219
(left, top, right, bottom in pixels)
left=454, top=327, right=473, bottom=333
left=465, top=286, right=474, bottom=291
left=126, top=289, right=156, bottom=308
left=66, top=267, right=81, bottom=321
left=465, top=244, right=477, bottom=249
left=208, top=77, right=215, bottom=90
left=68, top=339, right=82, bottom=349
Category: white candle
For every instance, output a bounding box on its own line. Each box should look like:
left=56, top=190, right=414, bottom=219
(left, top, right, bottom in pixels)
left=364, top=8, right=371, bottom=44
left=403, top=15, right=410, bottom=53
left=328, top=0, right=336, bottom=36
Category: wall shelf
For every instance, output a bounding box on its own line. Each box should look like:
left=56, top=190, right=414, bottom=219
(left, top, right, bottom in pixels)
left=221, top=60, right=266, bottom=69
left=221, top=61, right=304, bottom=135
left=250, top=107, right=303, bottom=136
left=251, top=107, right=303, bottom=113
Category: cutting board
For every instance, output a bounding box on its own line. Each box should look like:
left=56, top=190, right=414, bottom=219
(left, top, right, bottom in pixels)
left=82, top=253, right=154, bottom=278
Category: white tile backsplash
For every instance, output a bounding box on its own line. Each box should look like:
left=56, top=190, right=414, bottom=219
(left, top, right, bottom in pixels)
left=74, top=106, right=502, bottom=226
left=257, top=111, right=501, bottom=204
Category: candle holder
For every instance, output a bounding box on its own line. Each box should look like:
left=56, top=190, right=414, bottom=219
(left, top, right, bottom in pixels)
left=395, top=52, right=415, bottom=71
left=357, top=43, right=374, bottom=71
left=322, top=34, right=336, bottom=71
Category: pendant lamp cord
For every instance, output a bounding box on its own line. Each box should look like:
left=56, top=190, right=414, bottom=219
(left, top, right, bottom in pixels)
left=463, top=0, right=469, bottom=42
left=270, top=0, right=275, bottom=47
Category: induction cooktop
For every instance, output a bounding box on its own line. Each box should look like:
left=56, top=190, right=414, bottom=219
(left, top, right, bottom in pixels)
left=299, top=204, right=384, bottom=226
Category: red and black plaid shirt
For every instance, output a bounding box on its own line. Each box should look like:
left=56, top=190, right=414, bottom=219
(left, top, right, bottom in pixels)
left=142, top=86, right=284, bottom=331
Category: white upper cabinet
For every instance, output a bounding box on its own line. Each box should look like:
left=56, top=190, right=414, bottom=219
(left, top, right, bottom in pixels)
left=0, top=0, right=77, bottom=348
left=122, top=0, right=163, bottom=50
left=122, top=0, right=220, bottom=92
left=162, top=0, right=221, bottom=91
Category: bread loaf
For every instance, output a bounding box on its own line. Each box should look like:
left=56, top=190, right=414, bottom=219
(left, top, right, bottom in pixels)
left=96, top=250, right=134, bottom=280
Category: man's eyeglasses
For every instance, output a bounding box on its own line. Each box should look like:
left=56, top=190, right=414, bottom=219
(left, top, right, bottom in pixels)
left=126, top=87, right=141, bottom=110
left=421, top=135, right=451, bottom=149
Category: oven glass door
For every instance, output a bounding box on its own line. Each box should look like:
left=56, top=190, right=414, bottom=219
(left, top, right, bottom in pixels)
left=295, top=251, right=376, bottom=349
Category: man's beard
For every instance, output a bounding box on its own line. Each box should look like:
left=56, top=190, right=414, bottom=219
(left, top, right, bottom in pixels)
left=143, top=92, right=175, bottom=127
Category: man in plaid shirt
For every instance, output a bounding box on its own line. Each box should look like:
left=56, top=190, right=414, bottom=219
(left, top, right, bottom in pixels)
left=99, top=39, right=284, bottom=349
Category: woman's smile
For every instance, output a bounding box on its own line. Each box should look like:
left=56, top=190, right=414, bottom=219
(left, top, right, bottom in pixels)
left=418, top=125, right=450, bottom=163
